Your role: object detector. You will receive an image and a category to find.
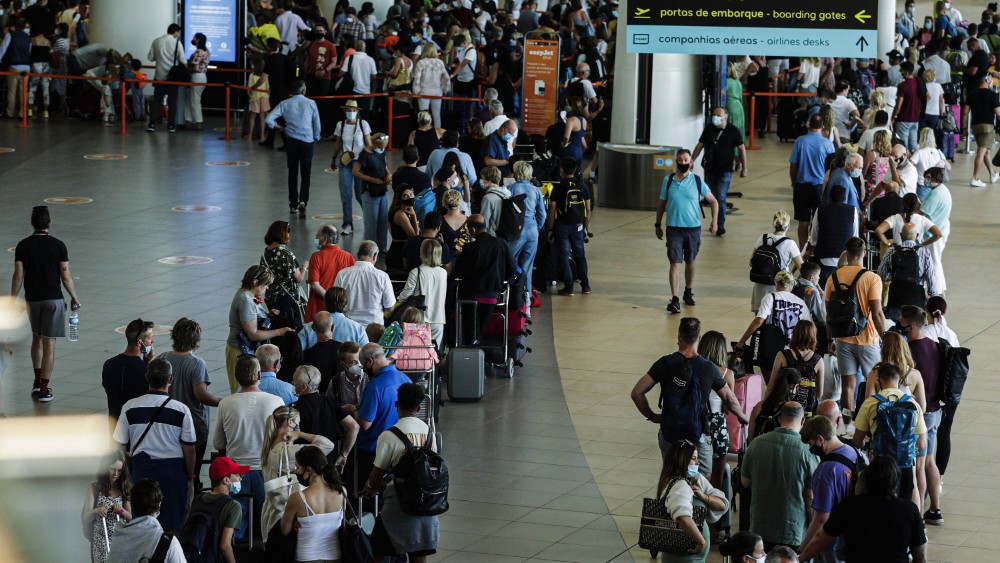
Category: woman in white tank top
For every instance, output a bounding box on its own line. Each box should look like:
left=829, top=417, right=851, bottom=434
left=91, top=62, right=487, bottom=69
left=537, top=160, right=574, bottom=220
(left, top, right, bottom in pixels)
left=280, top=446, right=345, bottom=562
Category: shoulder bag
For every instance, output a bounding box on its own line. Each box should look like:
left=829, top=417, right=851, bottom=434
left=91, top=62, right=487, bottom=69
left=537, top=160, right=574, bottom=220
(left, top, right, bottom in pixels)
left=167, top=38, right=192, bottom=82
left=389, top=268, right=426, bottom=325
left=340, top=488, right=375, bottom=563
left=127, top=397, right=172, bottom=468
left=261, top=250, right=307, bottom=329
left=638, top=477, right=708, bottom=555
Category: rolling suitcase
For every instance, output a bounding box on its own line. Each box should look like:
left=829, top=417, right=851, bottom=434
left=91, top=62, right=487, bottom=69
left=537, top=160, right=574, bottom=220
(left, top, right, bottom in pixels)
left=484, top=304, right=529, bottom=337
left=727, top=373, right=763, bottom=454
left=446, top=347, right=484, bottom=402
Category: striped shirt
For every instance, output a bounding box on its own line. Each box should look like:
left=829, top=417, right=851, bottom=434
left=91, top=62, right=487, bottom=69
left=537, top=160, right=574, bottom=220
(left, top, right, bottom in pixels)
left=113, top=392, right=197, bottom=459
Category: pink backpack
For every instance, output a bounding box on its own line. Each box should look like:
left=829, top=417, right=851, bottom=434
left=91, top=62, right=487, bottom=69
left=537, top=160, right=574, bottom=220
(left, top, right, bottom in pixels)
left=389, top=322, right=439, bottom=372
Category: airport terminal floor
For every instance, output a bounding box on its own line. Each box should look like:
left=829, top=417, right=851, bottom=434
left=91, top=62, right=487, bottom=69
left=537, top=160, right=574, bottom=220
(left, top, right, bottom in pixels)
left=1, top=117, right=999, bottom=563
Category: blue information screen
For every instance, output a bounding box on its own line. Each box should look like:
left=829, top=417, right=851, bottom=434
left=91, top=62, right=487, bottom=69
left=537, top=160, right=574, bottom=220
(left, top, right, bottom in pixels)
left=184, top=0, right=238, bottom=63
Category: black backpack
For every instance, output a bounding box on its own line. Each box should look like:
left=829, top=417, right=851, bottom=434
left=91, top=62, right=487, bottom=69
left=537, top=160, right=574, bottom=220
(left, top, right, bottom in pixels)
left=753, top=401, right=783, bottom=439
left=937, top=338, right=971, bottom=406
left=335, top=55, right=355, bottom=95
left=783, top=349, right=821, bottom=417
left=657, top=354, right=709, bottom=443
left=178, top=494, right=231, bottom=563
left=890, top=245, right=921, bottom=285
left=557, top=179, right=588, bottom=225
left=489, top=190, right=528, bottom=243
left=827, top=269, right=870, bottom=338
left=821, top=445, right=869, bottom=497
left=749, top=235, right=791, bottom=284
left=388, top=426, right=449, bottom=516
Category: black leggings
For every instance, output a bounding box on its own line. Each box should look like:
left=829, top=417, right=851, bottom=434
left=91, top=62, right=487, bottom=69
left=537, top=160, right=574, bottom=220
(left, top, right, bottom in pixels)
left=935, top=402, right=960, bottom=475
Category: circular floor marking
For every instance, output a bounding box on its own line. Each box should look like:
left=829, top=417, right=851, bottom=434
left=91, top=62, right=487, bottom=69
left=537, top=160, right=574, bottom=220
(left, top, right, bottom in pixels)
left=311, top=214, right=362, bottom=221
left=115, top=324, right=174, bottom=336
left=157, top=256, right=214, bottom=265
left=172, top=205, right=222, bottom=213
left=324, top=168, right=338, bottom=174
left=205, top=161, right=250, bottom=167
left=0, top=148, right=15, bottom=153
left=44, top=197, right=93, bottom=204
left=7, top=247, right=15, bottom=253
left=83, top=153, right=127, bottom=160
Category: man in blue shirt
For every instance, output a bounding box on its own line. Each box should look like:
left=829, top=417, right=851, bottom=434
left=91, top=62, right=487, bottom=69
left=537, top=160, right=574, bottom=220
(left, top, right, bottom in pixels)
left=822, top=152, right=863, bottom=210
left=353, top=343, right=409, bottom=493
left=426, top=130, right=478, bottom=184
left=480, top=120, right=515, bottom=177
left=654, top=149, right=719, bottom=314
left=254, top=344, right=296, bottom=404
left=266, top=80, right=322, bottom=218
left=789, top=113, right=836, bottom=245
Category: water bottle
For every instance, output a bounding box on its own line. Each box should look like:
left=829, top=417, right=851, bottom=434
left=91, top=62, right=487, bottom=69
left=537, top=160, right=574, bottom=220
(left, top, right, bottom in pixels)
left=68, top=311, right=80, bottom=342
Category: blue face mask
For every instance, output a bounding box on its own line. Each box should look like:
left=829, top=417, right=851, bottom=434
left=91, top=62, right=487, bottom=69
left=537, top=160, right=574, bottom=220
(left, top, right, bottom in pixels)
left=925, top=22, right=932, bottom=29
left=346, top=17, right=354, bottom=22
left=375, top=148, right=385, bottom=154
left=503, top=133, right=513, bottom=141
left=686, top=465, right=699, bottom=478
left=850, top=168, right=862, bottom=179
left=230, top=480, right=242, bottom=494
left=412, top=36, right=420, bottom=43
left=424, top=16, right=430, bottom=23
left=711, top=115, right=724, bottom=127
left=612, top=10, right=618, bottom=17
left=314, top=238, right=323, bottom=250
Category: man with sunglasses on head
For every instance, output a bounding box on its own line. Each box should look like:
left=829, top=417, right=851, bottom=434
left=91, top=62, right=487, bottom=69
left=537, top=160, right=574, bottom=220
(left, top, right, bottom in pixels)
left=630, top=317, right=748, bottom=477
left=102, top=318, right=156, bottom=421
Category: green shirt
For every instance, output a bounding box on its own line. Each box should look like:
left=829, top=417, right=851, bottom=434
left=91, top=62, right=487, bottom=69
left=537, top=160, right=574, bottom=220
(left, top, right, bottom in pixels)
left=742, top=427, right=818, bottom=546
left=194, top=492, right=242, bottom=531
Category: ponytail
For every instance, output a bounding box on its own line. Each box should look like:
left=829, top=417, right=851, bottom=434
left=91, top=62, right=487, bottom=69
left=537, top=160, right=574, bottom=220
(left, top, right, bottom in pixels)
left=260, top=405, right=298, bottom=467
left=321, top=464, right=344, bottom=491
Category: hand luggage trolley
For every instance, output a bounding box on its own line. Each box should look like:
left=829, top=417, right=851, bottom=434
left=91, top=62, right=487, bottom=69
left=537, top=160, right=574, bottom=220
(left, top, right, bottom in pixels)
left=455, top=279, right=515, bottom=378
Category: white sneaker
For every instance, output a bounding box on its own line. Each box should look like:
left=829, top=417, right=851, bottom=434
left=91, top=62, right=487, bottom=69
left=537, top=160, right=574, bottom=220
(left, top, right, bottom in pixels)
left=971, top=178, right=987, bottom=187
left=992, top=173, right=1000, bottom=183
left=341, top=225, right=353, bottom=235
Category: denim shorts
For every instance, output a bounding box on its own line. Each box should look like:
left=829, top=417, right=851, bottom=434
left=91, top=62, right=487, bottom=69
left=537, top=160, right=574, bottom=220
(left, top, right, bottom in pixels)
left=921, top=408, right=943, bottom=456
left=665, top=227, right=701, bottom=264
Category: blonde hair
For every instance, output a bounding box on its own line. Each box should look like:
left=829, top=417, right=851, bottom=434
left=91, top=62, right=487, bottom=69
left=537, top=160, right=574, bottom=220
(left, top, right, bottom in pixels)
left=480, top=165, right=501, bottom=186
left=441, top=188, right=463, bottom=209
left=869, top=90, right=886, bottom=110
left=772, top=210, right=791, bottom=231
left=371, top=132, right=389, bottom=147
left=918, top=127, right=937, bottom=149
left=400, top=308, right=424, bottom=323
left=819, top=106, right=835, bottom=131
left=417, top=111, right=432, bottom=126
left=873, top=130, right=892, bottom=156
left=513, top=160, right=533, bottom=181
left=923, top=69, right=936, bottom=83
left=419, top=238, right=443, bottom=267
left=774, top=270, right=795, bottom=290
left=260, top=405, right=299, bottom=466
left=880, top=332, right=916, bottom=386
left=420, top=42, right=439, bottom=59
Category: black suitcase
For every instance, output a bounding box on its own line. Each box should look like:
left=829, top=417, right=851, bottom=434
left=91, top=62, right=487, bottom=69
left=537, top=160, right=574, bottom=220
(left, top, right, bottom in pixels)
left=776, top=98, right=799, bottom=141
left=482, top=334, right=531, bottom=366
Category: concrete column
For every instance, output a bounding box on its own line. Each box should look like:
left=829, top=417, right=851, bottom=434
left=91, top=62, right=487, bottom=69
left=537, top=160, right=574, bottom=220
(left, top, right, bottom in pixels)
left=611, top=0, right=702, bottom=151
left=88, top=0, right=175, bottom=64
left=877, top=0, right=895, bottom=60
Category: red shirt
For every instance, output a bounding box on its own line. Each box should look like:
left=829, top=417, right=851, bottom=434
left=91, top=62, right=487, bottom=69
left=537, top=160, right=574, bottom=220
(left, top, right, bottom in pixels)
left=895, top=77, right=920, bottom=123
left=306, top=245, right=356, bottom=321
left=308, top=40, right=338, bottom=80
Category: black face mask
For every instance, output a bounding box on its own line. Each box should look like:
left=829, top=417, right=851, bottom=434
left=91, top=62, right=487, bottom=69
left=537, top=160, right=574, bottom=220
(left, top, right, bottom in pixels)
left=296, top=470, right=310, bottom=487
left=676, top=162, right=691, bottom=173
left=401, top=197, right=415, bottom=207
left=809, top=444, right=825, bottom=457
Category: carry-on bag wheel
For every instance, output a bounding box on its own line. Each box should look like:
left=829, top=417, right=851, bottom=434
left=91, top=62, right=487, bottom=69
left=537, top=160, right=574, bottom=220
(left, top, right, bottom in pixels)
left=505, top=358, right=515, bottom=378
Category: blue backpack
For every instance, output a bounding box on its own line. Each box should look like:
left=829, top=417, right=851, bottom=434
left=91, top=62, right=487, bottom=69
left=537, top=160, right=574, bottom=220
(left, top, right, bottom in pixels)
left=658, top=354, right=708, bottom=443
left=871, top=393, right=920, bottom=469
left=414, top=188, right=436, bottom=224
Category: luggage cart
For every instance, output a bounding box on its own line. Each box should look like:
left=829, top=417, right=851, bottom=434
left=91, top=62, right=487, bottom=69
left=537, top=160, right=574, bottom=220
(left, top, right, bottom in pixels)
left=455, top=279, right=515, bottom=378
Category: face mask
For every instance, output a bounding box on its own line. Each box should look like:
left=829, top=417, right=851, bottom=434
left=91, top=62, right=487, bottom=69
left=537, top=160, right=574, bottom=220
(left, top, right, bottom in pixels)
left=296, top=470, right=310, bottom=487
left=944, top=2, right=951, bottom=8
left=315, top=238, right=323, bottom=250
left=229, top=480, right=242, bottom=495
left=412, top=36, right=420, bottom=43
left=24, top=29, right=31, bottom=35
left=401, top=197, right=415, bottom=206
left=925, top=22, right=933, bottom=29
left=391, top=31, right=398, bottom=36
left=375, top=148, right=385, bottom=154
left=345, top=111, right=358, bottom=120
left=474, top=7, right=481, bottom=12
left=676, top=162, right=691, bottom=173
left=139, top=342, right=151, bottom=355
left=612, top=10, right=618, bottom=17
left=711, top=115, right=724, bottom=127
left=453, top=1, right=459, bottom=7
left=686, top=465, right=699, bottom=478
left=347, top=364, right=365, bottom=379
left=906, top=7, right=914, bottom=14
left=809, top=444, right=825, bottom=457
left=452, top=177, right=461, bottom=187
left=424, top=16, right=430, bottom=23
left=750, top=556, right=766, bottom=563
left=503, top=133, right=513, bottom=141
left=346, top=17, right=354, bottom=22
left=850, top=168, right=862, bottom=179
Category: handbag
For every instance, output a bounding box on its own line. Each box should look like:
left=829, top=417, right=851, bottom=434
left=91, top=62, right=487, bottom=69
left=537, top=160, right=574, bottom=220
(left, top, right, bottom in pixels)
left=638, top=478, right=708, bottom=555
left=340, top=490, right=375, bottom=563
left=742, top=294, right=789, bottom=373
left=238, top=316, right=271, bottom=355
left=261, top=251, right=306, bottom=329
left=388, top=269, right=426, bottom=325
left=167, top=39, right=192, bottom=82
left=263, top=444, right=296, bottom=494
left=335, top=54, right=356, bottom=95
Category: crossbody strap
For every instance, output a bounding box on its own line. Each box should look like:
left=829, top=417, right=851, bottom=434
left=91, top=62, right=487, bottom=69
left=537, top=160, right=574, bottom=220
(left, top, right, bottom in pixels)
left=132, top=397, right=172, bottom=453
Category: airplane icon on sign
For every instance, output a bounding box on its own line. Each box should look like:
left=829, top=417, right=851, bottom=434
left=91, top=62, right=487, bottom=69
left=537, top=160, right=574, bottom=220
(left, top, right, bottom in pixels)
left=634, top=7, right=650, bottom=18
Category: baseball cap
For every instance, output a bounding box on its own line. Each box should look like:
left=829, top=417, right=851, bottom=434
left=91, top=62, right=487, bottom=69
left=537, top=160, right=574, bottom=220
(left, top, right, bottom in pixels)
left=209, top=456, right=250, bottom=480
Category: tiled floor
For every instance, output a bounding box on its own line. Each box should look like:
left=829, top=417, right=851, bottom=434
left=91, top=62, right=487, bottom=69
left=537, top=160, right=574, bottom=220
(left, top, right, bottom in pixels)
left=0, top=116, right=997, bottom=563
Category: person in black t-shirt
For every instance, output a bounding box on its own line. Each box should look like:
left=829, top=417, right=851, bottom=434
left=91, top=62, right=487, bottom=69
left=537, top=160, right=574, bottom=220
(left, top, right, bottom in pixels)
left=102, top=318, right=156, bottom=421
left=291, top=364, right=359, bottom=470
left=403, top=211, right=453, bottom=272
left=963, top=75, right=1000, bottom=186
left=392, top=145, right=433, bottom=198
left=691, top=107, right=748, bottom=236
left=302, top=312, right=344, bottom=395
left=11, top=206, right=80, bottom=403
left=799, top=455, right=927, bottom=563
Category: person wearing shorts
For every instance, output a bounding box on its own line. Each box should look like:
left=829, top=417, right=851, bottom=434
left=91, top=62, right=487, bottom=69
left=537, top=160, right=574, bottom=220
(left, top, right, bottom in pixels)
left=654, top=149, right=719, bottom=314
left=789, top=113, right=836, bottom=246
left=10, top=206, right=81, bottom=403
left=768, top=57, right=790, bottom=91
left=964, top=74, right=1000, bottom=187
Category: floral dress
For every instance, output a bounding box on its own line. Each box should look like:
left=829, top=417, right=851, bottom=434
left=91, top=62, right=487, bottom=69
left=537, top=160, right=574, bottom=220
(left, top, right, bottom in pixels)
left=91, top=490, right=123, bottom=563
left=260, top=245, right=302, bottom=307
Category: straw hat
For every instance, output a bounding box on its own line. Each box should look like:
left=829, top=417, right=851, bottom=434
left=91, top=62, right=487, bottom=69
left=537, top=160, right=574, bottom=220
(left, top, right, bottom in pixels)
left=342, top=99, right=360, bottom=110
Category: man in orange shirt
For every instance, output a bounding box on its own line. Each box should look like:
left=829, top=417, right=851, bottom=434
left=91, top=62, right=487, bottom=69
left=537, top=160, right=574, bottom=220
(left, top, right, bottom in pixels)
left=305, top=224, right=356, bottom=322
left=824, top=237, right=886, bottom=434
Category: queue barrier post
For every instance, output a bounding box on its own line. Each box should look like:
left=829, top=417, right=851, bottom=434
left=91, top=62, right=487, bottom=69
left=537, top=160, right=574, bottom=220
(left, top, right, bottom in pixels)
left=224, top=82, right=231, bottom=142
left=748, top=93, right=759, bottom=151
left=388, top=96, right=393, bottom=147
left=16, top=72, right=31, bottom=129
left=116, top=74, right=130, bottom=136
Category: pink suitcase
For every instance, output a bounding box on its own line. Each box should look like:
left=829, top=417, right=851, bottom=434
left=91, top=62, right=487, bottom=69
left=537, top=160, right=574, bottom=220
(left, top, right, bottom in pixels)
left=728, top=374, right=764, bottom=454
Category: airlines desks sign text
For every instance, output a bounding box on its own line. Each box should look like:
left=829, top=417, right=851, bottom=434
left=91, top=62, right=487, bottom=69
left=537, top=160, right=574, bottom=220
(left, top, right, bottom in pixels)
left=625, top=1, right=878, bottom=57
